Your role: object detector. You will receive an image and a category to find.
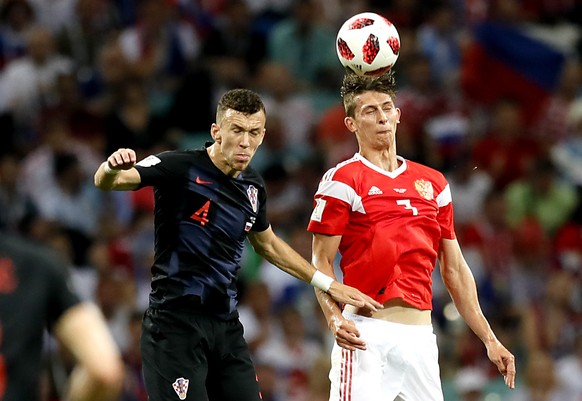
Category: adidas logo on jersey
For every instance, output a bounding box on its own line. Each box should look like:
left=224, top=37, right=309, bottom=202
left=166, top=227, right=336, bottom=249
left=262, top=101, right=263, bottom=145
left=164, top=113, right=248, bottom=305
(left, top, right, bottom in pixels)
left=368, top=186, right=383, bottom=195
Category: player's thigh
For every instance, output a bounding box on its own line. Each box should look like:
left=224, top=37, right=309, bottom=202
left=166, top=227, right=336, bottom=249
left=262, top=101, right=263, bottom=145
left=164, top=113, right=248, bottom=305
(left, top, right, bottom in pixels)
left=329, top=342, right=398, bottom=401
left=399, top=331, right=443, bottom=401
left=206, top=319, right=261, bottom=401
left=141, top=308, right=210, bottom=401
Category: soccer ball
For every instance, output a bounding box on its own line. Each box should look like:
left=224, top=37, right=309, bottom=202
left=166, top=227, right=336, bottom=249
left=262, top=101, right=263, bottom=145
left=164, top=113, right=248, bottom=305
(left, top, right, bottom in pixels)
left=336, top=12, right=400, bottom=76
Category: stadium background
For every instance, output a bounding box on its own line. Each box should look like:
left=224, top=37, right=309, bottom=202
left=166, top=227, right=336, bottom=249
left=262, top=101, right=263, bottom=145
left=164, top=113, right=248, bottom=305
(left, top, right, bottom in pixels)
left=0, top=0, right=581, bottom=400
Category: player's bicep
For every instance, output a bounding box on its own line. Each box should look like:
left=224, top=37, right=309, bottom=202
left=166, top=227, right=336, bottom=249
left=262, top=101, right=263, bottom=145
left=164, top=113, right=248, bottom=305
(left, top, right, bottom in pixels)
left=311, top=233, right=341, bottom=276
left=439, top=238, right=470, bottom=283
left=247, top=225, right=275, bottom=255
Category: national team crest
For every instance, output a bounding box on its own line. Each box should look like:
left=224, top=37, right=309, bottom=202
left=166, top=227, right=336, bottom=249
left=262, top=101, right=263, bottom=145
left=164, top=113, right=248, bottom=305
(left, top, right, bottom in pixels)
left=414, top=179, right=434, bottom=200
left=247, top=185, right=258, bottom=213
left=172, top=377, right=189, bottom=400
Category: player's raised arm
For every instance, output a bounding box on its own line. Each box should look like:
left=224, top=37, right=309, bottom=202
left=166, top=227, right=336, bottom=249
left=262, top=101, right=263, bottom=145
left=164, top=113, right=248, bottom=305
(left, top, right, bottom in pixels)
left=247, top=226, right=383, bottom=312
left=94, top=148, right=141, bottom=191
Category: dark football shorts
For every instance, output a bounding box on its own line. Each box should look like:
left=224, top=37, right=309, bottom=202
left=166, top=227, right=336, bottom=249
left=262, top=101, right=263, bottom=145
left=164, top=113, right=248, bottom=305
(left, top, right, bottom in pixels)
left=141, top=307, right=262, bottom=401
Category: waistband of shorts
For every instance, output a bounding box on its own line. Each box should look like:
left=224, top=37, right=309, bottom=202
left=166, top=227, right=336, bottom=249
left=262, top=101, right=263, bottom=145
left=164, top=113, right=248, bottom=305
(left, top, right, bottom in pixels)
left=343, top=311, right=435, bottom=333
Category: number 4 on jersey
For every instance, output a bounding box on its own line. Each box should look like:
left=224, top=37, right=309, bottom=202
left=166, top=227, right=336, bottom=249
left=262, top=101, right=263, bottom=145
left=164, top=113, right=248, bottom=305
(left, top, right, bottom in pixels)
left=191, top=200, right=211, bottom=226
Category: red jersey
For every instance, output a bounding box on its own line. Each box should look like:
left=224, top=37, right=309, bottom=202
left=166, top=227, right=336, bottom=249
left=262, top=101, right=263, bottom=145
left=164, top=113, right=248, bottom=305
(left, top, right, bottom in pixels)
left=307, top=154, right=456, bottom=310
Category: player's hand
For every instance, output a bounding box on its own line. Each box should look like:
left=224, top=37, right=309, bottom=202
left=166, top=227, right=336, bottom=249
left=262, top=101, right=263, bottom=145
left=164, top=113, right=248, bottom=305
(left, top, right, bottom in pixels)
left=107, top=148, right=137, bottom=170
left=329, top=315, right=366, bottom=351
left=327, top=281, right=383, bottom=312
left=486, top=340, right=516, bottom=389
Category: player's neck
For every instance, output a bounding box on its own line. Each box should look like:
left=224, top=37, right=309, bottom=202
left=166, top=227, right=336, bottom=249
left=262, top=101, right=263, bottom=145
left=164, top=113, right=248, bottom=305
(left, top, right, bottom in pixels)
left=359, top=146, right=400, bottom=172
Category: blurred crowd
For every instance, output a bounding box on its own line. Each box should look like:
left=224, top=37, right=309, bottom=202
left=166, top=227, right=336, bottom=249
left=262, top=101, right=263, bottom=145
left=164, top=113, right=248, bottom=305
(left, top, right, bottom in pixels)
left=0, top=0, right=581, bottom=400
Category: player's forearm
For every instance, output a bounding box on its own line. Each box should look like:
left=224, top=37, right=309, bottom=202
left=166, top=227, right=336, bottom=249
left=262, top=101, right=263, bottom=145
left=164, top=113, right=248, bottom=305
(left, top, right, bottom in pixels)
left=55, top=303, right=125, bottom=400
left=67, top=366, right=123, bottom=401
left=94, top=162, right=118, bottom=190
left=315, top=287, right=344, bottom=330
left=256, top=235, right=316, bottom=283
left=443, top=264, right=498, bottom=346
left=94, top=162, right=141, bottom=191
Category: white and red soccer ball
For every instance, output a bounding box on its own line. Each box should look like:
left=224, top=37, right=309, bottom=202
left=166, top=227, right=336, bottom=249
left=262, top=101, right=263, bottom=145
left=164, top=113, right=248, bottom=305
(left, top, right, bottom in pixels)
left=336, top=12, right=400, bottom=76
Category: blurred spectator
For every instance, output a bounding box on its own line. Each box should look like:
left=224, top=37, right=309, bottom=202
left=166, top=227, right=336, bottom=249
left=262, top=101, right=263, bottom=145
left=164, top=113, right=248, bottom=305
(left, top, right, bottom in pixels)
left=88, top=38, right=131, bottom=115
left=255, top=305, right=323, bottom=401
left=394, top=53, right=452, bottom=164
left=27, top=0, right=76, bottom=33
left=520, top=271, right=580, bottom=357
left=0, top=153, right=37, bottom=233
left=94, top=269, right=136, bottom=353
left=458, top=189, right=515, bottom=310
left=504, top=157, right=579, bottom=235
left=254, top=61, right=316, bottom=163
left=0, top=0, right=36, bottom=70
left=266, top=0, right=338, bottom=89
left=553, top=195, right=582, bottom=275
left=417, top=2, right=463, bottom=89
left=306, top=352, right=332, bottom=401
left=18, top=116, right=101, bottom=221
left=509, top=218, right=553, bottom=308
left=446, top=152, right=493, bottom=230
left=551, top=99, right=582, bottom=187
left=507, top=350, right=565, bottom=401
left=41, top=72, right=106, bottom=154
left=556, top=332, right=582, bottom=401
left=255, top=362, right=285, bottom=401
left=0, top=25, right=73, bottom=146
left=313, top=102, right=357, bottom=167
left=453, top=366, right=488, bottom=401
left=201, top=0, right=267, bottom=76
left=103, top=75, right=171, bottom=158
left=56, top=0, right=120, bottom=98
left=534, top=60, right=582, bottom=147
left=34, top=151, right=102, bottom=264
left=117, top=0, right=200, bottom=97
left=238, top=280, right=276, bottom=353
left=121, top=309, right=148, bottom=401
left=472, top=97, right=542, bottom=189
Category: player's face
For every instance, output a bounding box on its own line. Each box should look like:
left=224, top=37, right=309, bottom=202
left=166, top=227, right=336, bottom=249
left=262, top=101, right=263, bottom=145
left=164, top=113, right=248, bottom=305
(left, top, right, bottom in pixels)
left=211, top=109, right=266, bottom=176
left=346, top=91, right=400, bottom=151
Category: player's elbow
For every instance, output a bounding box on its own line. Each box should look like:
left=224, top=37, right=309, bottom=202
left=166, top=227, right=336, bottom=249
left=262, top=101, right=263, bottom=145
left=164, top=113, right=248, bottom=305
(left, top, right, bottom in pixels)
left=88, top=356, right=125, bottom=393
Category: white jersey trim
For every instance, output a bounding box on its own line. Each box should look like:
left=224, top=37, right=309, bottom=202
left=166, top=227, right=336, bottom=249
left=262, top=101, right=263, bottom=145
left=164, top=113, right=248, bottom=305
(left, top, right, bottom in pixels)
left=436, top=184, right=452, bottom=207
left=355, top=153, right=408, bottom=179
left=316, top=180, right=365, bottom=214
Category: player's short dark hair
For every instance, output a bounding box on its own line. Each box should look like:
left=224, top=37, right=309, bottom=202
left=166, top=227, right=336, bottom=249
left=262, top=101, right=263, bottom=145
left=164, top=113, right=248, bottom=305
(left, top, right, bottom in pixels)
left=216, top=88, right=266, bottom=122
left=341, top=71, right=397, bottom=117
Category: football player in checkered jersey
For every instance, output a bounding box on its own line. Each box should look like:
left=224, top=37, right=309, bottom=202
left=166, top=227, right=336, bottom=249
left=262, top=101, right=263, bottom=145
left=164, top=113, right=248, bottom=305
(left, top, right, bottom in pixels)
left=94, top=88, right=382, bottom=401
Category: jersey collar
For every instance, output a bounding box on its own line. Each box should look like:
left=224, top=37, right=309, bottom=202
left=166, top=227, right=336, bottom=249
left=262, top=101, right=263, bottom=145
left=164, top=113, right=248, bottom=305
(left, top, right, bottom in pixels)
left=354, top=153, right=408, bottom=179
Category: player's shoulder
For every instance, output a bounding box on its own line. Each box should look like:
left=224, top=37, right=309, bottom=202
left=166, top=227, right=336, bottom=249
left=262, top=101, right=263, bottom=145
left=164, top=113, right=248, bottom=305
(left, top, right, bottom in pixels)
left=142, top=148, right=206, bottom=164
left=0, top=233, right=66, bottom=274
left=240, top=165, right=266, bottom=188
left=320, top=154, right=362, bottom=183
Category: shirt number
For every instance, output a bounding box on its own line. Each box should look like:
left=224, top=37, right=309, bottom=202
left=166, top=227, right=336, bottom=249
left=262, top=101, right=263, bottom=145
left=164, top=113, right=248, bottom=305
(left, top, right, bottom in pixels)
left=396, top=199, right=418, bottom=216
left=191, top=200, right=211, bottom=226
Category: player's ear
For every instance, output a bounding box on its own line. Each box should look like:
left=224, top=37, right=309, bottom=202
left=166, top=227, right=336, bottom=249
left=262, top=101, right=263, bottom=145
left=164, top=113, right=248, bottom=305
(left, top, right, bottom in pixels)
left=344, top=116, right=357, bottom=133
left=211, top=123, right=222, bottom=143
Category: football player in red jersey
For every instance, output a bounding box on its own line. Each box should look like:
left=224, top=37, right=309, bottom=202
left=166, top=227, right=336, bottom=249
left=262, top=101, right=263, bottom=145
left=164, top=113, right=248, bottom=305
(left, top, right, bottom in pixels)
left=308, top=72, right=516, bottom=401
